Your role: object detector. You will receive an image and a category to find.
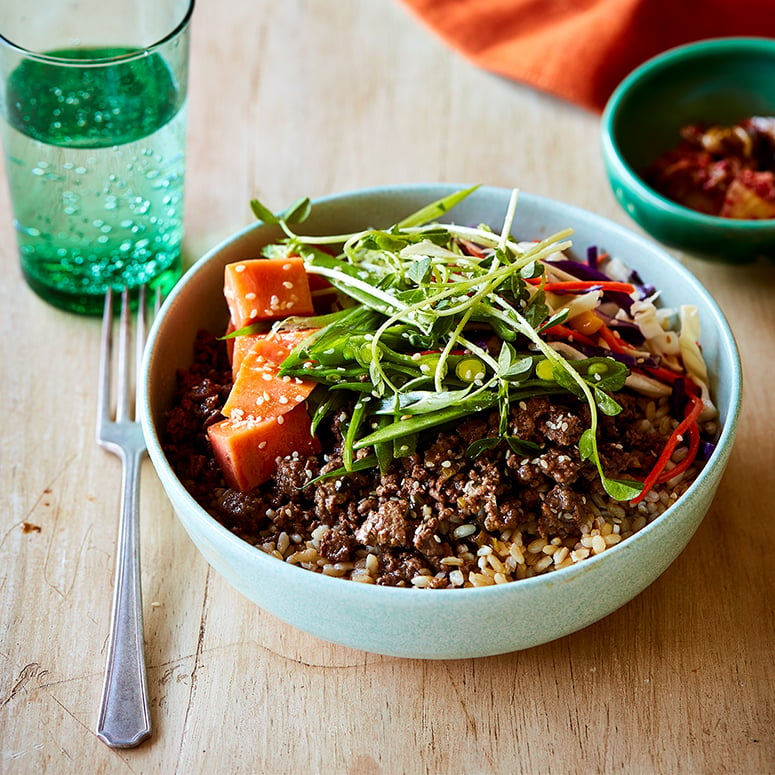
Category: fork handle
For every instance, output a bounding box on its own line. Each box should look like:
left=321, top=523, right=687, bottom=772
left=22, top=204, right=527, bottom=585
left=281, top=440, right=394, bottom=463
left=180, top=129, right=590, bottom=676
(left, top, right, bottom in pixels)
left=96, top=448, right=151, bottom=748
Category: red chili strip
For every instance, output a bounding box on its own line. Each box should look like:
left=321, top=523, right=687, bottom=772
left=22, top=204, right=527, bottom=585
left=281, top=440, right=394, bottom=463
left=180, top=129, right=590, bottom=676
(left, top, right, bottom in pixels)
left=630, top=379, right=704, bottom=505
left=643, top=365, right=684, bottom=384
left=656, top=417, right=701, bottom=484
left=544, top=323, right=599, bottom=348
left=526, top=278, right=636, bottom=294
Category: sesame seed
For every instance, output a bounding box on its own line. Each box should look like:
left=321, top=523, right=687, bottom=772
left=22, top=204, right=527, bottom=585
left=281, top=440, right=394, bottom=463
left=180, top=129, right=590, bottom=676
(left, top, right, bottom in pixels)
left=282, top=281, right=294, bottom=289
left=278, top=396, right=289, bottom=404
left=258, top=441, right=267, bottom=449
left=235, top=264, right=246, bottom=273
left=277, top=415, right=285, bottom=425
left=245, top=292, right=256, bottom=300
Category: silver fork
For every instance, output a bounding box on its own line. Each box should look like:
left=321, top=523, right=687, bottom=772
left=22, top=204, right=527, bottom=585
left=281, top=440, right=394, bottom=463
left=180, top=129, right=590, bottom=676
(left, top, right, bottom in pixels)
left=95, top=285, right=157, bottom=748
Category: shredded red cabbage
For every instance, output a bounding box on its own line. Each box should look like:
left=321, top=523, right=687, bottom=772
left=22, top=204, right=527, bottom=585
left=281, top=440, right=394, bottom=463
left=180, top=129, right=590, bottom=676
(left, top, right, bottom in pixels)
left=670, top=376, right=688, bottom=418
left=698, top=441, right=716, bottom=461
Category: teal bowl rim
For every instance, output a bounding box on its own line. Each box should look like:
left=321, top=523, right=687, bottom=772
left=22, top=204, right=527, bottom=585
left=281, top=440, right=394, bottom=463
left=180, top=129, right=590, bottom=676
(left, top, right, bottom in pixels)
left=141, top=183, right=744, bottom=604
left=601, top=36, right=775, bottom=233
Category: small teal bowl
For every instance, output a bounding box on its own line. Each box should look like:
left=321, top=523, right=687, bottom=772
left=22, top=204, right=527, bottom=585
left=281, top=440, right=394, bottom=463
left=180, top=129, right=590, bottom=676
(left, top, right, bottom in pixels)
left=601, top=37, right=775, bottom=263
left=141, top=184, right=742, bottom=658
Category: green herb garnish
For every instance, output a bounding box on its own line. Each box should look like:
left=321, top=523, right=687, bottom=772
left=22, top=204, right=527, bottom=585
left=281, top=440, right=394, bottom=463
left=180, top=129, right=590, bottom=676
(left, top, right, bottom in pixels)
left=254, top=187, right=643, bottom=501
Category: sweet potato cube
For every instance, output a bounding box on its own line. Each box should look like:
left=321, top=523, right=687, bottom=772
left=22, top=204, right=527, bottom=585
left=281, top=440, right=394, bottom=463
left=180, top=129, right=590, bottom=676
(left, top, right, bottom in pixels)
left=224, top=257, right=314, bottom=327
left=207, top=404, right=321, bottom=492
left=231, top=328, right=317, bottom=379
left=251, top=328, right=317, bottom=365
left=222, top=349, right=316, bottom=420
left=231, top=331, right=264, bottom=379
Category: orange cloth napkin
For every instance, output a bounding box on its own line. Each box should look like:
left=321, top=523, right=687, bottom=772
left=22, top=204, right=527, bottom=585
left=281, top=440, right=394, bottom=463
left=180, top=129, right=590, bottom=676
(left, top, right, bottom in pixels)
left=398, top=0, right=775, bottom=112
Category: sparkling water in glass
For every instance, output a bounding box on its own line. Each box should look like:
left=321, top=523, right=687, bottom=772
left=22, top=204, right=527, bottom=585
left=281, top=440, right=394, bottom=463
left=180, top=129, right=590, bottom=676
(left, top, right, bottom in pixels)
left=0, top=0, right=194, bottom=314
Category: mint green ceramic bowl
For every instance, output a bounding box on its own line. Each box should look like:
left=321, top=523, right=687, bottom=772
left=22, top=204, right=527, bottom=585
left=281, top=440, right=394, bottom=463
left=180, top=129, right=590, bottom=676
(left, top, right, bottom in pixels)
left=141, top=184, right=742, bottom=658
left=601, top=37, right=775, bottom=263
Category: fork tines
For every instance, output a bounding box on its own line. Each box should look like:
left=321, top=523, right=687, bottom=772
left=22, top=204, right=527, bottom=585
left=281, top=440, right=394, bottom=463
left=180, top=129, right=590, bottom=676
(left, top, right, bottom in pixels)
left=98, top=285, right=160, bottom=432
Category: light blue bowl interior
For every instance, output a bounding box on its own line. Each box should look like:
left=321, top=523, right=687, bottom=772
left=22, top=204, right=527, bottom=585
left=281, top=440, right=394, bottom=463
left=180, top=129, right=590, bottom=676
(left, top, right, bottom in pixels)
left=141, top=184, right=742, bottom=658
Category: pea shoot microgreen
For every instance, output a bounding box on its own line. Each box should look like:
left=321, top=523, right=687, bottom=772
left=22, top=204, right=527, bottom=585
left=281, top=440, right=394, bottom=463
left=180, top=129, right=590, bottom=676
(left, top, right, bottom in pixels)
left=253, top=187, right=643, bottom=500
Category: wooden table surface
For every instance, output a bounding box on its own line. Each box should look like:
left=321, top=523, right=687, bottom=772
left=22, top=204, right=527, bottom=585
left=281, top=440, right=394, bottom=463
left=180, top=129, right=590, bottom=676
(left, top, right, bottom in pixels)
left=1, top=1, right=773, bottom=773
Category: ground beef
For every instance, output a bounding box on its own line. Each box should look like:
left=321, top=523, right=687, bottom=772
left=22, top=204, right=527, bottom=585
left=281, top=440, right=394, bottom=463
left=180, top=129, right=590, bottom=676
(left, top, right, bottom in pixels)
left=161, top=330, right=704, bottom=588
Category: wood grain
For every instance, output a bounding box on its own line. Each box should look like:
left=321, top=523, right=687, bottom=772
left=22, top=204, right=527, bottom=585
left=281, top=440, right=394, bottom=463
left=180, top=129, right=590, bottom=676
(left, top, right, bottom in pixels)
left=1, top=1, right=773, bottom=772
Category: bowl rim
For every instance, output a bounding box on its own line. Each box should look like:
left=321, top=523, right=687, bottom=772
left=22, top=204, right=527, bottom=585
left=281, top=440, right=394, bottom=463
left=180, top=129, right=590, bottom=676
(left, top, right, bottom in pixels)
left=141, top=182, right=743, bottom=600
left=601, top=36, right=775, bottom=232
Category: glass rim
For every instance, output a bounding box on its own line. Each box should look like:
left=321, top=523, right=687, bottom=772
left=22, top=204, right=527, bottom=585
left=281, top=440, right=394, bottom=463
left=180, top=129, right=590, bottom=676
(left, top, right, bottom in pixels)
left=0, top=0, right=195, bottom=65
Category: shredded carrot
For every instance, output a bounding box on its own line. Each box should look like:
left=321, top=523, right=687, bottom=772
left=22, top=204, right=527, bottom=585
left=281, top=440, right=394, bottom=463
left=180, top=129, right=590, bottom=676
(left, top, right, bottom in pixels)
left=630, top=379, right=704, bottom=505
left=596, top=323, right=630, bottom=354
left=459, top=238, right=488, bottom=259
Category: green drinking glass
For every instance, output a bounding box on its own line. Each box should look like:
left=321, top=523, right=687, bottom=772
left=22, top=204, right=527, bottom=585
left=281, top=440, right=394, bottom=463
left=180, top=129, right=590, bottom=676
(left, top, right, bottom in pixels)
left=0, top=0, right=194, bottom=314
